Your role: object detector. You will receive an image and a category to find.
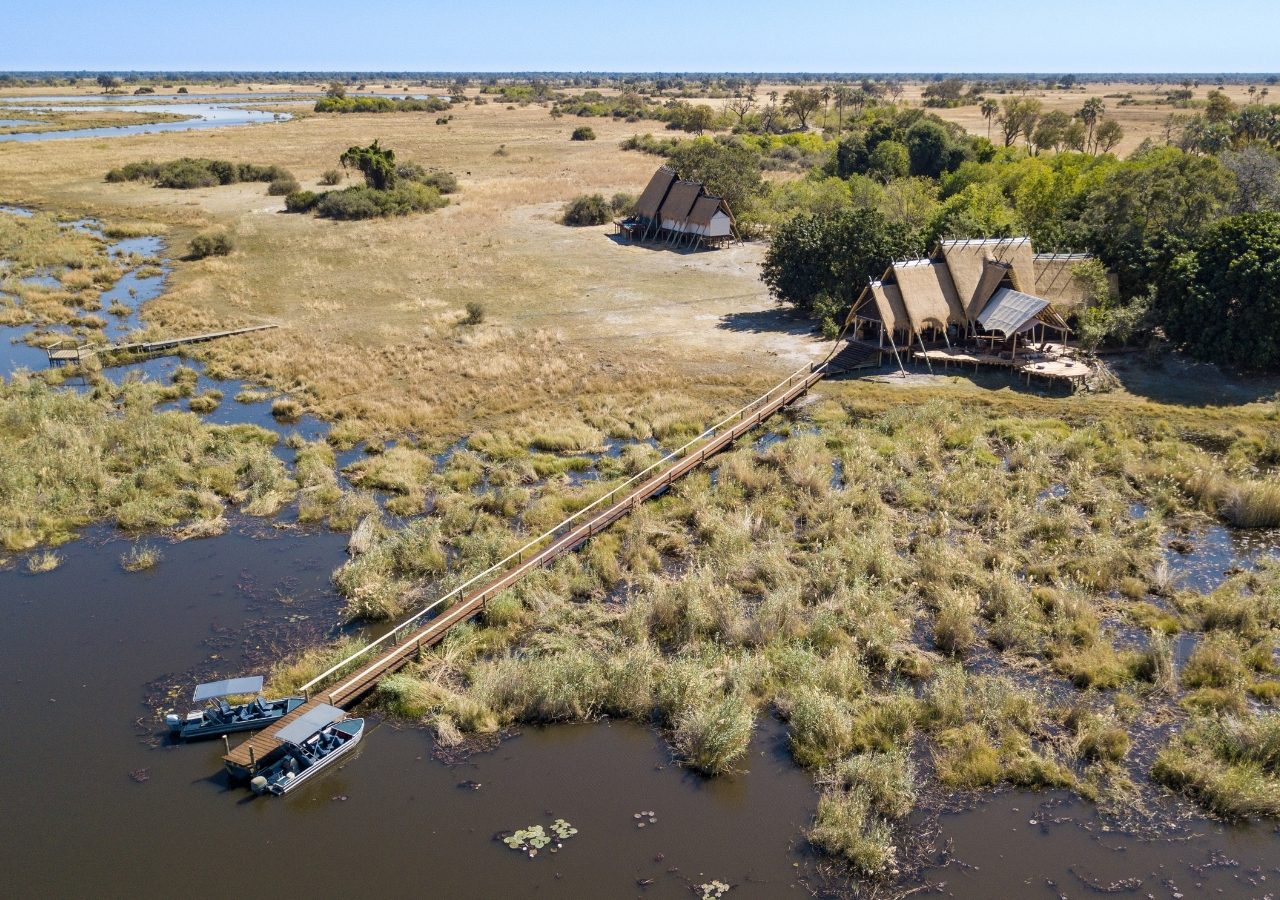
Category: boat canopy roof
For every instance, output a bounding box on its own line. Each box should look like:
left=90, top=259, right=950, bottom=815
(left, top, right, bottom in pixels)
left=276, top=703, right=344, bottom=745
left=193, top=675, right=264, bottom=701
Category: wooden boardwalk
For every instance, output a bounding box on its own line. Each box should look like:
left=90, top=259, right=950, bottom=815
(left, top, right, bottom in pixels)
left=46, top=324, right=278, bottom=366
left=224, top=361, right=828, bottom=775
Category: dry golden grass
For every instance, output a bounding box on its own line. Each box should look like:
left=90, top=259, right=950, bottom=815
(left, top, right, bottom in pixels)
left=0, top=98, right=822, bottom=440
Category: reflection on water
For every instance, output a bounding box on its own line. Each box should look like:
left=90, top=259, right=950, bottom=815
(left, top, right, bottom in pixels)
left=1164, top=522, right=1280, bottom=592
left=0, top=102, right=289, bottom=142
left=5, top=210, right=1280, bottom=897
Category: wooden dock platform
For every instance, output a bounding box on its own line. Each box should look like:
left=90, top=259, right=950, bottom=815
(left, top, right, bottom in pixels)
left=46, top=324, right=278, bottom=367
left=224, top=361, right=829, bottom=776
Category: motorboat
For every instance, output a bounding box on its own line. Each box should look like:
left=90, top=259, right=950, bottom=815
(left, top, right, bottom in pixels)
left=249, top=704, right=364, bottom=796
left=165, top=675, right=304, bottom=741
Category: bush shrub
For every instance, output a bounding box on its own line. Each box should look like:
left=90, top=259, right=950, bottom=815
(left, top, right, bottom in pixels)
left=284, top=190, right=320, bottom=213
left=314, top=96, right=450, bottom=114
left=570, top=126, right=597, bottom=141
left=187, top=231, right=233, bottom=259
left=320, top=169, right=343, bottom=186
left=314, top=183, right=446, bottom=220
left=106, top=158, right=293, bottom=190
left=267, top=176, right=300, bottom=196
left=561, top=194, right=612, bottom=226
left=463, top=301, right=486, bottom=325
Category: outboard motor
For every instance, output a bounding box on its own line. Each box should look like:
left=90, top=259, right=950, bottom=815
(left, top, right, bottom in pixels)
left=250, top=776, right=269, bottom=795
left=165, top=713, right=182, bottom=733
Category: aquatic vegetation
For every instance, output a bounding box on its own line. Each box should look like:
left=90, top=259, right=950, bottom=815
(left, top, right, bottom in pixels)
left=501, top=818, right=577, bottom=858
left=25, top=550, right=62, bottom=574
left=1154, top=715, right=1280, bottom=818
left=270, top=398, right=302, bottom=422
left=0, top=377, right=295, bottom=549
left=671, top=693, right=754, bottom=775
left=120, top=542, right=162, bottom=572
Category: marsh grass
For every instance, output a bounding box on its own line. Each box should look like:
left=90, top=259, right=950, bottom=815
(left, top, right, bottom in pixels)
left=120, top=542, right=163, bottom=571
left=257, top=391, right=1280, bottom=868
left=0, top=376, right=295, bottom=549
left=26, top=550, right=62, bottom=573
left=1154, top=715, right=1280, bottom=818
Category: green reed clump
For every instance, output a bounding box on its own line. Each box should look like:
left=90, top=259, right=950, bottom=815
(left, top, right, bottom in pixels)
left=1154, top=714, right=1280, bottom=818
left=0, top=376, right=293, bottom=550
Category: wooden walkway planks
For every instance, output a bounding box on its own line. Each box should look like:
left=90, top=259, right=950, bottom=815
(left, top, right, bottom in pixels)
left=46, top=324, right=278, bottom=366
left=224, top=363, right=828, bottom=775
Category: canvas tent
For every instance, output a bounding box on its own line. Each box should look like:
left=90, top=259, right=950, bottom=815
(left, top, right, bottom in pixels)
left=977, top=287, right=1069, bottom=337
left=616, top=167, right=738, bottom=248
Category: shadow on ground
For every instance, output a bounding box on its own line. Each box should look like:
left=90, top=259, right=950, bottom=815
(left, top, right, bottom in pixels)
left=1107, top=353, right=1280, bottom=408
left=718, top=307, right=818, bottom=337
left=605, top=233, right=704, bottom=255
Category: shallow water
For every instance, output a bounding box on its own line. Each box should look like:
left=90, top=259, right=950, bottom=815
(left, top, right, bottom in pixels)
left=0, top=102, right=289, bottom=142
left=5, top=213, right=1280, bottom=898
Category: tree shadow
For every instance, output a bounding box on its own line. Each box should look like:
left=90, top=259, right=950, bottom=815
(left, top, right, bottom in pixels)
left=717, top=307, right=818, bottom=337
left=1104, top=353, right=1280, bottom=408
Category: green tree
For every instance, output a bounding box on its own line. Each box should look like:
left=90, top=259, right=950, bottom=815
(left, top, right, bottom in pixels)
left=339, top=140, right=397, bottom=190
left=905, top=119, right=970, bottom=178
left=927, top=182, right=1018, bottom=244
left=868, top=140, right=910, bottom=183
left=979, top=99, right=999, bottom=140
left=326, top=81, right=347, bottom=99
left=761, top=208, right=917, bottom=324
left=999, top=97, right=1042, bottom=147
left=1159, top=212, right=1280, bottom=371
left=1094, top=119, right=1125, bottom=154
left=681, top=104, right=716, bottom=135
left=1078, top=147, right=1236, bottom=293
left=666, top=139, right=765, bottom=214
left=1078, top=97, right=1105, bottom=150
left=1032, top=110, right=1072, bottom=153
left=782, top=88, right=822, bottom=128
left=1205, top=89, right=1236, bottom=124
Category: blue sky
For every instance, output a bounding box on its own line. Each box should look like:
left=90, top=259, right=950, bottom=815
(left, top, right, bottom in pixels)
left=5, top=1, right=1278, bottom=72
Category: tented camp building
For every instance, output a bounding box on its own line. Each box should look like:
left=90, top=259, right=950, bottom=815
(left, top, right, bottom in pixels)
left=834, top=237, right=1094, bottom=387
left=616, top=166, right=738, bottom=249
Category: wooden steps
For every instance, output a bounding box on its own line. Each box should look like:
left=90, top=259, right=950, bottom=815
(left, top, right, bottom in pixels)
left=826, top=340, right=882, bottom=373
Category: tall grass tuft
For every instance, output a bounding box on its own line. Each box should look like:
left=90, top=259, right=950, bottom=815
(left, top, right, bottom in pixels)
left=671, top=694, right=755, bottom=775
left=120, top=542, right=162, bottom=572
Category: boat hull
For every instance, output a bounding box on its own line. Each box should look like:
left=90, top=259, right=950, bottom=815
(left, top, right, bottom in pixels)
left=251, top=719, right=365, bottom=797
left=169, top=697, right=305, bottom=742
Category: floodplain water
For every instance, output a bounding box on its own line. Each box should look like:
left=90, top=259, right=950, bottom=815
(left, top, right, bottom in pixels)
left=3, top=210, right=1280, bottom=899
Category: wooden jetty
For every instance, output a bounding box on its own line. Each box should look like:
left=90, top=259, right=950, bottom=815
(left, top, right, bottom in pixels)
left=46, top=324, right=278, bottom=367
left=224, top=360, right=830, bottom=776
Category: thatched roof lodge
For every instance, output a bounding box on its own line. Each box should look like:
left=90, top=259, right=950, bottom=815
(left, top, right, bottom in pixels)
left=837, top=237, right=1104, bottom=387
left=616, top=167, right=738, bottom=249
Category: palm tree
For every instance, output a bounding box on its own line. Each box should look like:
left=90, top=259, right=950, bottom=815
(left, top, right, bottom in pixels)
left=834, top=86, right=850, bottom=136
left=980, top=99, right=999, bottom=140
left=1079, top=97, right=1105, bottom=152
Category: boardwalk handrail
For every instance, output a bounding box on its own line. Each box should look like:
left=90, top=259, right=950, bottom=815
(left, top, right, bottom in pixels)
left=299, top=359, right=827, bottom=696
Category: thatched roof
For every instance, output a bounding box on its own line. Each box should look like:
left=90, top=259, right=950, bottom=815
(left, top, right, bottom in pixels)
left=1033, top=253, right=1094, bottom=313
left=687, top=194, right=733, bottom=227
left=891, top=259, right=965, bottom=333
left=978, top=287, right=1070, bottom=337
left=634, top=167, right=676, bottom=221
left=658, top=180, right=702, bottom=224
left=850, top=280, right=909, bottom=335
left=937, top=238, right=1037, bottom=321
